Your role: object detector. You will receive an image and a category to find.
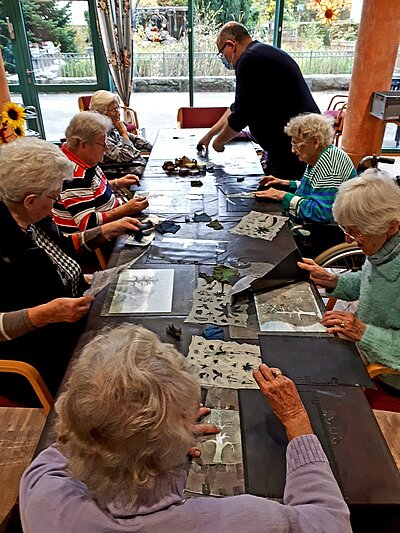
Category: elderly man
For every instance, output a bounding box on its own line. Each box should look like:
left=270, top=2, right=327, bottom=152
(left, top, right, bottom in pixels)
left=198, top=22, right=320, bottom=180
left=52, top=112, right=148, bottom=234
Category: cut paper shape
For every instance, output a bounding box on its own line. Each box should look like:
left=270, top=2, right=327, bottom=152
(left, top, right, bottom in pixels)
left=193, top=212, right=212, bottom=222
left=206, top=219, right=224, bottom=230
left=254, top=281, right=326, bottom=332
left=185, top=279, right=248, bottom=327
left=187, top=336, right=261, bottom=389
left=230, top=211, right=287, bottom=241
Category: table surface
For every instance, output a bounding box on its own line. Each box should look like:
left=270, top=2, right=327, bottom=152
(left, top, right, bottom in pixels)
left=35, top=129, right=400, bottom=511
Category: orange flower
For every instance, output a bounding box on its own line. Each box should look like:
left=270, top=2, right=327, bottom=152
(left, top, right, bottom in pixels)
left=316, top=1, right=341, bottom=25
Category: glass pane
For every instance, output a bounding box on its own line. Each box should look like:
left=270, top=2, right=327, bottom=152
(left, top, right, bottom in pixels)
left=0, top=0, right=18, bottom=85
left=280, top=0, right=363, bottom=76
left=21, top=0, right=97, bottom=86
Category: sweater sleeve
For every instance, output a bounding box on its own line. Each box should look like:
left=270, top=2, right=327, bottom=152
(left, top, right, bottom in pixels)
left=0, top=309, right=34, bottom=341
left=330, top=270, right=362, bottom=302
left=358, top=324, right=400, bottom=370
left=105, top=133, right=141, bottom=163
left=282, top=434, right=351, bottom=532
left=282, top=186, right=339, bottom=223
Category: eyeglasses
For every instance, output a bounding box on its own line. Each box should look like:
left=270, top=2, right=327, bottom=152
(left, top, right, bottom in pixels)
left=291, top=140, right=306, bottom=149
left=338, top=224, right=363, bottom=241
left=95, top=142, right=108, bottom=149
left=107, top=106, right=120, bottom=114
left=216, top=42, right=228, bottom=58
left=46, top=193, right=61, bottom=203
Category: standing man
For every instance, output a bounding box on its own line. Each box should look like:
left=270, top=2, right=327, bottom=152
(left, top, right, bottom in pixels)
left=198, top=22, right=320, bottom=180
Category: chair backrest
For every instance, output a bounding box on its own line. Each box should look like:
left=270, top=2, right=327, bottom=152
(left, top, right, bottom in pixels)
left=78, top=95, right=92, bottom=111
left=177, top=107, right=228, bottom=128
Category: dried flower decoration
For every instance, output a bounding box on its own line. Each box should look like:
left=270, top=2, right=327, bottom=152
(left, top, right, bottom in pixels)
left=316, top=1, right=341, bottom=26
left=0, top=102, right=26, bottom=144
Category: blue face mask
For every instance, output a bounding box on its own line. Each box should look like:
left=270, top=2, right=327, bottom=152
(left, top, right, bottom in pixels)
left=220, top=55, right=234, bottom=71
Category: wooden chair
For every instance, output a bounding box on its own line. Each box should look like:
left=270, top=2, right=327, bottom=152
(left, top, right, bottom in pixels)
left=0, top=360, right=53, bottom=415
left=177, top=106, right=228, bottom=128
left=0, top=361, right=51, bottom=530
left=78, top=95, right=140, bottom=135
left=323, top=95, right=347, bottom=146
left=367, top=363, right=400, bottom=380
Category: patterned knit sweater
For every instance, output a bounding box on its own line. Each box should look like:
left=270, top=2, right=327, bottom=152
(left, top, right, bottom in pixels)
left=281, top=145, right=356, bottom=223
left=331, top=232, right=400, bottom=390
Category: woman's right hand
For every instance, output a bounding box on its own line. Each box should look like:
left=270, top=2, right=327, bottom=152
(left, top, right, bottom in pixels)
left=298, top=258, right=339, bottom=289
left=253, top=364, right=313, bottom=441
left=28, top=296, right=95, bottom=328
left=259, top=175, right=289, bottom=187
left=197, top=132, right=213, bottom=153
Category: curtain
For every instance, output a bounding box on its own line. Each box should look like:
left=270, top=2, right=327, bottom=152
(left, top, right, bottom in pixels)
left=94, top=0, right=135, bottom=121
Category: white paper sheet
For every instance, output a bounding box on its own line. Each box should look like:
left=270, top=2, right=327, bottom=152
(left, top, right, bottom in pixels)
left=188, top=336, right=261, bottom=389
left=108, top=269, right=174, bottom=314
left=230, top=211, right=287, bottom=241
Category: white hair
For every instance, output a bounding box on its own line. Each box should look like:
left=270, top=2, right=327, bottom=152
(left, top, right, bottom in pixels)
left=56, top=324, right=200, bottom=509
left=333, top=169, right=400, bottom=234
left=89, top=90, right=120, bottom=115
left=65, top=111, right=112, bottom=151
left=284, top=113, right=335, bottom=147
left=0, top=137, right=73, bottom=204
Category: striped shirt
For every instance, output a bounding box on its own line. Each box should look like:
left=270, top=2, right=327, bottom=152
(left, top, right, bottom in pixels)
left=52, top=145, right=120, bottom=234
left=282, top=145, right=356, bottom=223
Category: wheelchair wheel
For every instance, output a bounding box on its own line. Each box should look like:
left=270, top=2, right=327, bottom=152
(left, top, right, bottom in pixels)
left=314, top=243, right=365, bottom=312
left=314, top=242, right=365, bottom=271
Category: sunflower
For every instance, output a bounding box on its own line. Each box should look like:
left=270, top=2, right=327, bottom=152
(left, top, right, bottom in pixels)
left=1, top=101, right=26, bottom=128
left=316, top=1, right=341, bottom=26
left=13, top=124, right=25, bottom=138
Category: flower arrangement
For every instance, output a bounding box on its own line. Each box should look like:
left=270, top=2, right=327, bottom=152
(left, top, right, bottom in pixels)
left=0, top=101, right=26, bottom=144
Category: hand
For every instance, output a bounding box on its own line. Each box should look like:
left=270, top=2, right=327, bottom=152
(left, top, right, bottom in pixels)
left=297, top=258, right=338, bottom=289
left=114, top=119, right=128, bottom=137
left=322, top=311, right=366, bottom=341
left=101, top=217, right=141, bottom=240
left=124, top=196, right=149, bottom=215
left=197, top=133, right=213, bottom=153
left=29, top=296, right=95, bottom=328
left=253, top=364, right=313, bottom=441
left=115, top=174, right=140, bottom=188
left=212, top=137, right=225, bottom=152
left=187, top=405, right=220, bottom=459
left=259, top=175, right=288, bottom=188
left=255, top=187, right=286, bottom=201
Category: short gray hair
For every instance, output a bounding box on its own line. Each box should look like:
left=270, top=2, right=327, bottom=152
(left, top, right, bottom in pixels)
left=333, top=169, right=400, bottom=234
left=65, top=111, right=112, bottom=151
left=218, top=22, right=250, bottom=44
left=0, top=137, right=73, bottom=204
left=89, top=90, right=120, bottom=115
left=284, top=113, right=334, bottom=147
left=56, top=324, right=200, bottom=509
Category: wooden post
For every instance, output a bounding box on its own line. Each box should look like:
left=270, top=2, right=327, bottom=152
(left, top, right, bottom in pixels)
left=341, top=0, right=400, bottom=165
left=0, top=49, right=11, bottom=106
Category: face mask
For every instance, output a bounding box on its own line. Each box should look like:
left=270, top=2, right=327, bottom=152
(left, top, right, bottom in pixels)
left=220, top=55, right=234, bottom=71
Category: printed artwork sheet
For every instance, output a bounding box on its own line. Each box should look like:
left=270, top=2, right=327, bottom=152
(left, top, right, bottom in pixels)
left=188, top=336, right=261, bottom=389
left=108, top=269, right=174, bottom=314
left=185, top=279, right=248, bottom=327
left=230, top=211, right=287, bottom=241
left=186, top=408, right=245, bottom=497
left=255, top=281, right=326, bottom=332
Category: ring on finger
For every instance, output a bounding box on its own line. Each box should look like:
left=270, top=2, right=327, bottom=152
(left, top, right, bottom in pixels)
left=272, top=369, right=283, bottom=377
left=340, top=321, right=345, bottom=328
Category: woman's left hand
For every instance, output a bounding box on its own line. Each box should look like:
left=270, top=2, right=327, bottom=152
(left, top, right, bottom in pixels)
left=322, top=310, right=366, bottom=341
left=187, top=405, right=220, bottom=459
left=255, top=187, right=286, bottom=201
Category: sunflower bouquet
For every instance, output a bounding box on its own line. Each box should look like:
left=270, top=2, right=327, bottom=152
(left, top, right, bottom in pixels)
left=0, top=101, right=26, bottom=144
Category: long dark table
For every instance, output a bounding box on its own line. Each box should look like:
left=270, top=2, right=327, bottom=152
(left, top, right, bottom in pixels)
left=35, top=129, right=400, bottom=532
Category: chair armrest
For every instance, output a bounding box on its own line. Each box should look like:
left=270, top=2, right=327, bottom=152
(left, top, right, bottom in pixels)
left=367, top=363, right=400, bottom=379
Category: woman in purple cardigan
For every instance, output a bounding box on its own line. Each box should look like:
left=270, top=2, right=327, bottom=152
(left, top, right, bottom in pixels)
left=20, top=325, right=351, bottom=533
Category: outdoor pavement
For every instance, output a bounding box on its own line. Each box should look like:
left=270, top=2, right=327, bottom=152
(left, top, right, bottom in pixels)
left=12, top=89, right=400, bottom=175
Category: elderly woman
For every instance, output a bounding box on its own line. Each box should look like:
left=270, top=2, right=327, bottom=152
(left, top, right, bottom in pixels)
left=52, top=111, right=148, bottom=234
left=299, top=170, right=400, bottom=391
left=0, top=138, right=141, bottom=402
left=89, top=90, right=152, bottom=177
left=255, top=113, right=356, bottom=223
left=20, top=324, right=351, bottom=532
